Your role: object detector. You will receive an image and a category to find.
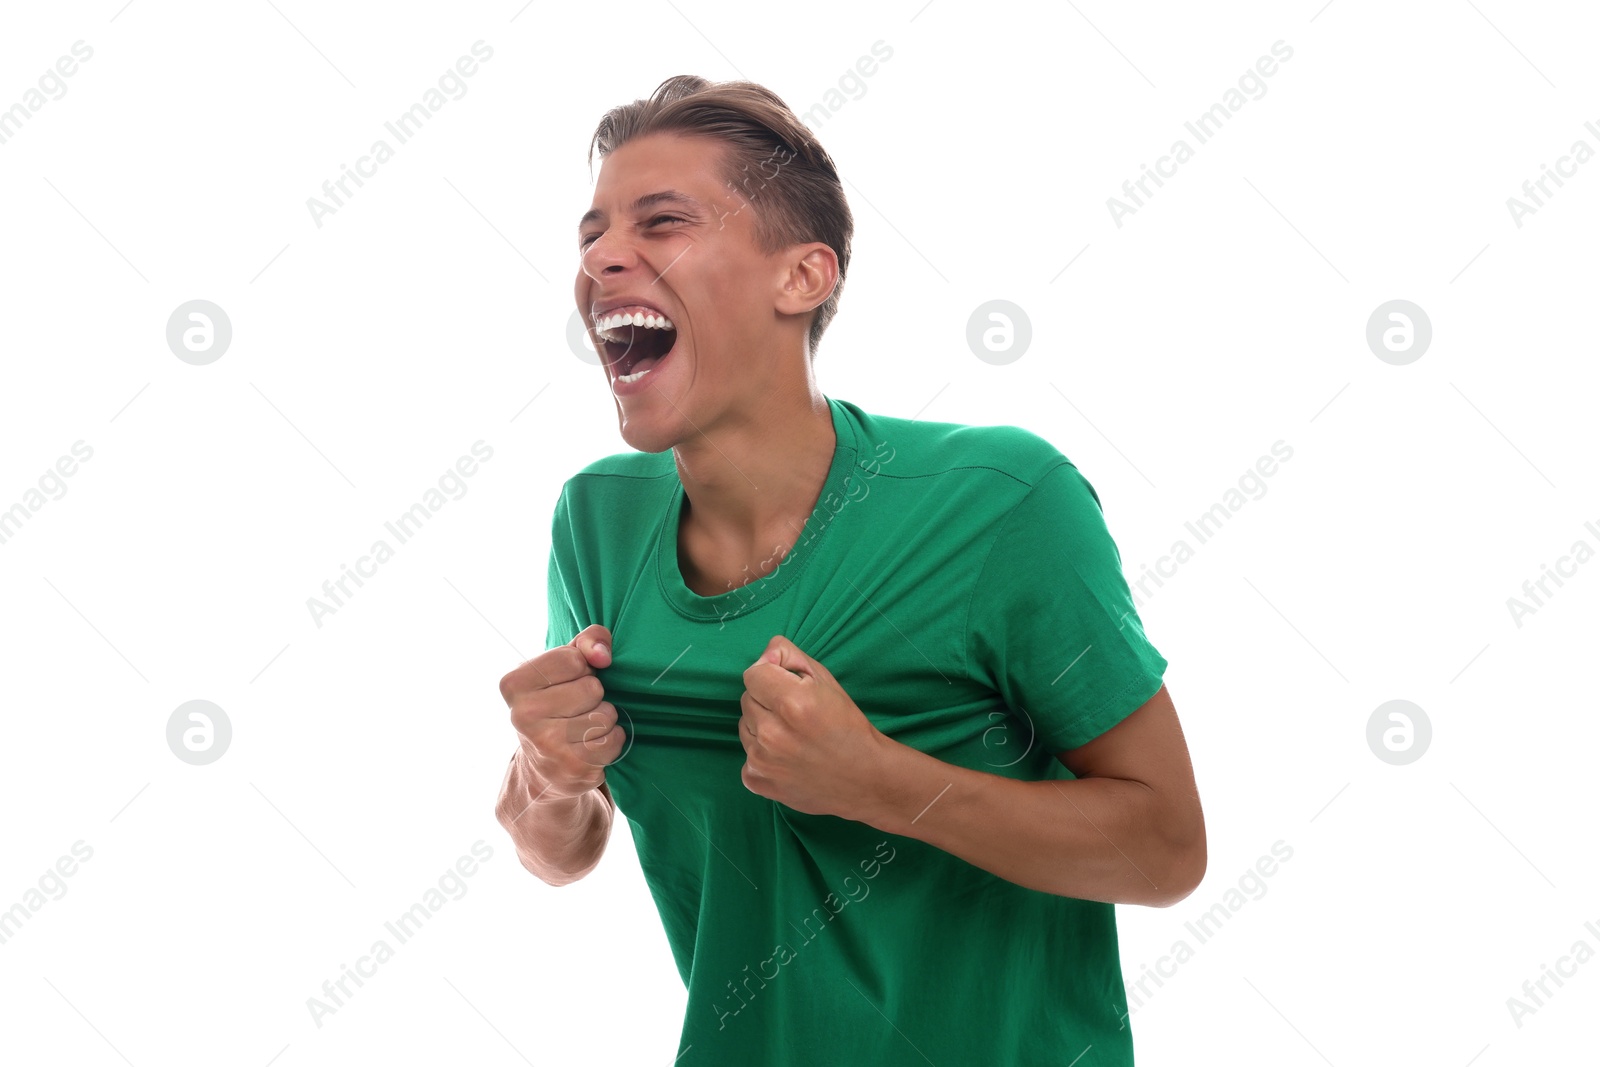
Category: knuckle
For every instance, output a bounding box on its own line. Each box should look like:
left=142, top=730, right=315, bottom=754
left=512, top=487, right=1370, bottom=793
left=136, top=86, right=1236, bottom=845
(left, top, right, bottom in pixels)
left=516, top=695, right=556, bottom=734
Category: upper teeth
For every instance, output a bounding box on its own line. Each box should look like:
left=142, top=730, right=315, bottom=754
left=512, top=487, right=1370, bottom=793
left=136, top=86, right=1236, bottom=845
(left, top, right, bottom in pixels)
left=594, top=309, right=676, bottom=340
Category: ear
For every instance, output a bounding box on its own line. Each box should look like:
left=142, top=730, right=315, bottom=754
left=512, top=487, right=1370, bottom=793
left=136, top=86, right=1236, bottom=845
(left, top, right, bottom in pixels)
left=773, top=243, right=838, bottom=320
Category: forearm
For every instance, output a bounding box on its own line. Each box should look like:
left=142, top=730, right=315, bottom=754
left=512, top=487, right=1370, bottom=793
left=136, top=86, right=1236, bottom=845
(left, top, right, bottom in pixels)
left=494, top=747, right=614, bottom=887
left=857, top=738, right=1199, bottom=907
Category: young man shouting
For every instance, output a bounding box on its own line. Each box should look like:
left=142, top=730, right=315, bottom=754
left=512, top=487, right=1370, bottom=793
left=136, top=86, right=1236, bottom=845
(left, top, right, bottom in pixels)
left=496, top=74, right=1206, bottom=1065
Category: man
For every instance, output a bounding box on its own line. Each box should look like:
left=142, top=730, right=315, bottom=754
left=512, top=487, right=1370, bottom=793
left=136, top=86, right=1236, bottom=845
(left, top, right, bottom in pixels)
left=495, top=74, right=1206, bottom=1065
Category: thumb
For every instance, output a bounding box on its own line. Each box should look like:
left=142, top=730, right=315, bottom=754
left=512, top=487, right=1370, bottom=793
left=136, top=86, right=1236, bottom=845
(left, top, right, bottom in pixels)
left=759, top=635, right=809, bottom=675
left=575, top=624, right=612, bottom=668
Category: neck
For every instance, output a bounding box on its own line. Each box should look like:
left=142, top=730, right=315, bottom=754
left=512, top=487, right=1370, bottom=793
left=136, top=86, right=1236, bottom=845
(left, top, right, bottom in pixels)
left=672, top=382, right=836, bottom=551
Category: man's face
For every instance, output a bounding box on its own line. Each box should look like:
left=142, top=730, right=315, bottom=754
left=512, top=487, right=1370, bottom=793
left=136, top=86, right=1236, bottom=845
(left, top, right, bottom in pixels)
left=575, top=131, right=785, bottom=451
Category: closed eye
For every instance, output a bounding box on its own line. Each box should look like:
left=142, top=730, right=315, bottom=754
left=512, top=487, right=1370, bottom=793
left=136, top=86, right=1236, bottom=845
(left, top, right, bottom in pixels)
left=580, top=214, right=688, bottom=249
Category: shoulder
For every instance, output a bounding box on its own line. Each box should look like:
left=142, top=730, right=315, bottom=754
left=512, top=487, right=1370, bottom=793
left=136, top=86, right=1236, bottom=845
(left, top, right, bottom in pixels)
left=559, top=449, right=677, bottom=499
left=569, top=448, right=675, bottom=482
left=550, top=449, right=677, bottom=538
left=836, top=396, right=1074, bottom=490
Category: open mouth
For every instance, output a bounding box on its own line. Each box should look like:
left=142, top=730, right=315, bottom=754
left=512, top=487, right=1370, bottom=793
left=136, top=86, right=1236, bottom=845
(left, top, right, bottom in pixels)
left=593, top=307, right=678, bottom=382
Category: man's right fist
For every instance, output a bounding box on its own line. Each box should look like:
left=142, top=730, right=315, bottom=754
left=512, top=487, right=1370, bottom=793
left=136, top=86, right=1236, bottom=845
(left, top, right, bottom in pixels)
left=499, top=624, right=622, bottom=802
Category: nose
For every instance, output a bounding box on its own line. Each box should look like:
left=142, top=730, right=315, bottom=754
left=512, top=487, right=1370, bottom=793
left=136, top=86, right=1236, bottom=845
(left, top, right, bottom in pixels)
left=579, top=227, right=638, bottom=280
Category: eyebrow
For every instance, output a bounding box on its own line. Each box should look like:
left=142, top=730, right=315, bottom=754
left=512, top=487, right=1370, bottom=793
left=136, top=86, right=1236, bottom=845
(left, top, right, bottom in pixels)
left=579, top=190, right=701, bottom=231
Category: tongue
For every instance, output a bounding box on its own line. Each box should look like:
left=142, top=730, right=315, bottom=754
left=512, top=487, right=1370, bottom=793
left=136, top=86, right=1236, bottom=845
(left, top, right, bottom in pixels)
left=628, top=353, right=661, bottom=376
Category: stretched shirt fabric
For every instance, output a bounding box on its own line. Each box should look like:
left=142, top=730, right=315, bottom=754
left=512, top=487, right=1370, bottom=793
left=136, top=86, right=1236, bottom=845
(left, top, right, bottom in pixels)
left=544, top=394, right=1168, bottom=1066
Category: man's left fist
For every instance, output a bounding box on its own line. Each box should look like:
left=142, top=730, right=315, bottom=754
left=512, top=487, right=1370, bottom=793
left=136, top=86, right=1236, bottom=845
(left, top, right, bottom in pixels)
left=738, top=634, right=889, bottom=819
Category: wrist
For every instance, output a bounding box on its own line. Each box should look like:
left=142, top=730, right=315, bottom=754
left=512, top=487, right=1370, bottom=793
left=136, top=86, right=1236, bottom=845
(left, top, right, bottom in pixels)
left=853, top=731, right=919, bottom=832
left=513, top=743, right=582, bottom=810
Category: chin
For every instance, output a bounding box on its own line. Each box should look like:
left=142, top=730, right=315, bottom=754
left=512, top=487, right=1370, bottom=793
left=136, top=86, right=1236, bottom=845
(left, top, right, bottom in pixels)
left=615, top=406, right=681, bottom=455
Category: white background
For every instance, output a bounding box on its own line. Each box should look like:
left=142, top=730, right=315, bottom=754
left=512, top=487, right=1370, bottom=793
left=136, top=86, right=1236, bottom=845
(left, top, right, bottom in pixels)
left=2, top=1, right=1596, bottom=1064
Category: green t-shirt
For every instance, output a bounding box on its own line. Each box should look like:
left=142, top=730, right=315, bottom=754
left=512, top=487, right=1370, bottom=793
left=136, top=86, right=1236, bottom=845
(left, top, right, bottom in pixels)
left=545, top=394, right=1168, bottom=1065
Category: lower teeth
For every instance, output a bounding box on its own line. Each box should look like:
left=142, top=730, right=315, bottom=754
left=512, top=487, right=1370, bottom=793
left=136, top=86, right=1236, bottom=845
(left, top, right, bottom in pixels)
left=617, top=353, right=661, bottom=383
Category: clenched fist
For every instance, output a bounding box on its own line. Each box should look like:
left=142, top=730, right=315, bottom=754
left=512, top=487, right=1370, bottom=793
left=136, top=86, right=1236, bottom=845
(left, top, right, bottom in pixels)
left=499, top=624, right=624, bottom=802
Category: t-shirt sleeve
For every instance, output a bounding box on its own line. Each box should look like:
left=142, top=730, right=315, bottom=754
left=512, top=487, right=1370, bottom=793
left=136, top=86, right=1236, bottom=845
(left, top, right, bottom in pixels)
left=545, top=485, right=582, bottom=651
left=964, top=460, right=1167, bottom=755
